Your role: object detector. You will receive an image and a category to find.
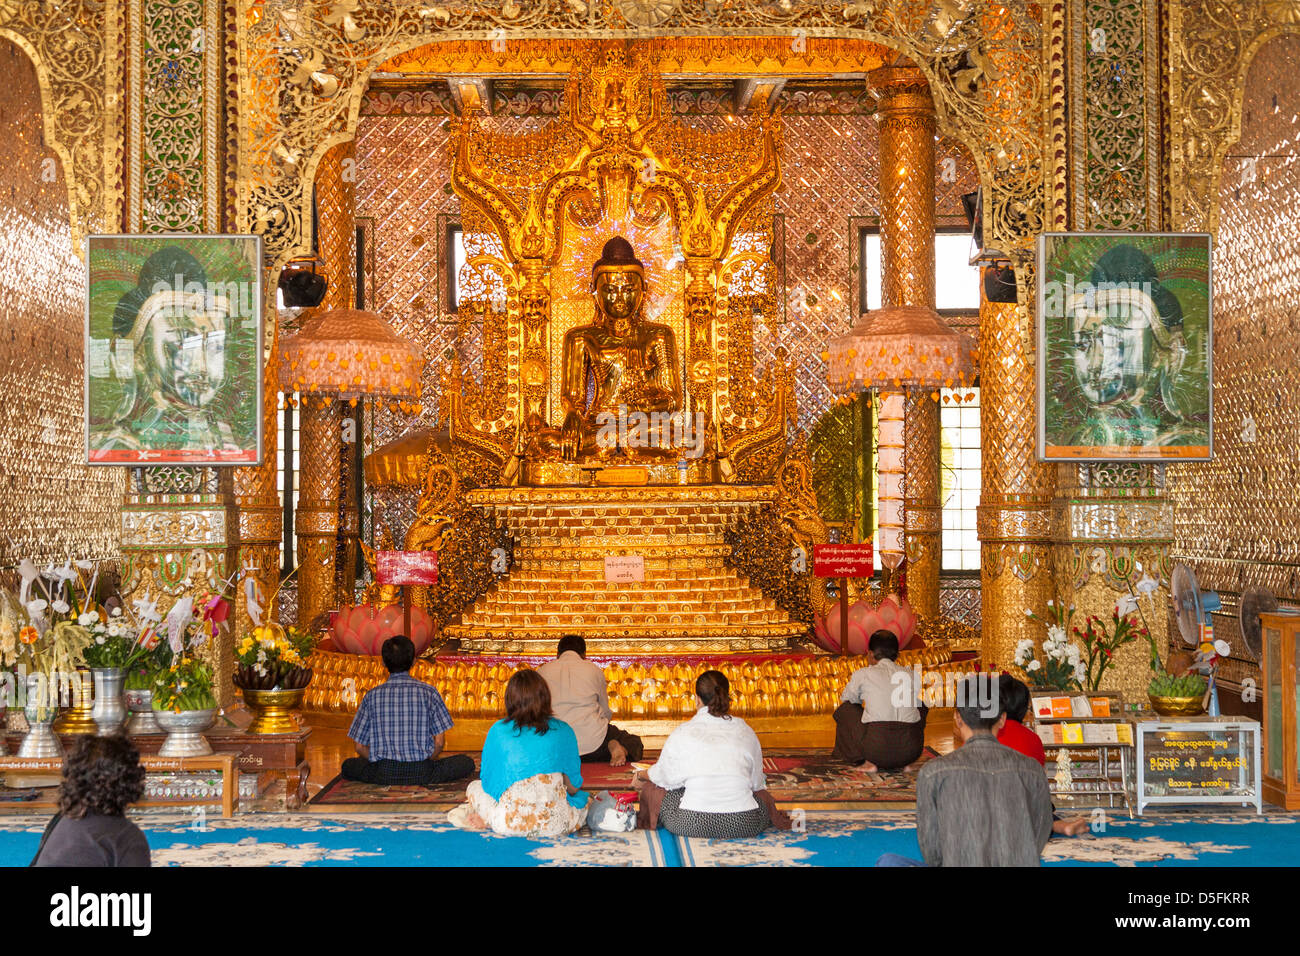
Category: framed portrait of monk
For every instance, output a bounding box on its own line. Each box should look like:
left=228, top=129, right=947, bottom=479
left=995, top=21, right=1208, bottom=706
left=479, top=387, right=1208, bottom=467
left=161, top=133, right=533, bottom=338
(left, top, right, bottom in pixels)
left=84, top=234, right=263, bottom=465
left=1036, top=232, right=1213, bottom=461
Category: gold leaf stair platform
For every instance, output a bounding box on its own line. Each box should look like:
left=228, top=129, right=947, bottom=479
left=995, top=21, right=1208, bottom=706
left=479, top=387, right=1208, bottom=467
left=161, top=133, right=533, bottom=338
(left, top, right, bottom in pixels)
left=442, top=483, right=809, bottom=655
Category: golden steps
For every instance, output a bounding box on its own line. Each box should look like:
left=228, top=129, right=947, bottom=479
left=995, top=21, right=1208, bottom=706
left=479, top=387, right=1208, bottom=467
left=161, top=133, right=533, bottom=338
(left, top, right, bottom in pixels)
left=443, top=482, right=806, bottom=654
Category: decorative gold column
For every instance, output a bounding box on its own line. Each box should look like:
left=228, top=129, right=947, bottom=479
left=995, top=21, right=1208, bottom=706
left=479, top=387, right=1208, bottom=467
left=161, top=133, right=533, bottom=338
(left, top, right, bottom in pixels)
left=684, top=255, right=718, bottom=423
left=295, top=141, right=356, bottom=627
left=977, top=274, right=1056, bottom=668
left=871, top=65, right=940, bottom=618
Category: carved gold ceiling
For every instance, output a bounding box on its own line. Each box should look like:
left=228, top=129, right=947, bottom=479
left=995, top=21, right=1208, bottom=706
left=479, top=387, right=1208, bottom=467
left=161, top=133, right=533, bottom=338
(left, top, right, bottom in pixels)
left=376, top=35, right=895, bottom=79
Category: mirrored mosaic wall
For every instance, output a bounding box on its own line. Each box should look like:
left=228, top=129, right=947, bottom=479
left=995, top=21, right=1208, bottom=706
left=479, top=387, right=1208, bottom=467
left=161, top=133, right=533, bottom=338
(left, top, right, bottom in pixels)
left=0, top=41, right=124, bottom=569
left=1168, top=34, right=1300, bottom=672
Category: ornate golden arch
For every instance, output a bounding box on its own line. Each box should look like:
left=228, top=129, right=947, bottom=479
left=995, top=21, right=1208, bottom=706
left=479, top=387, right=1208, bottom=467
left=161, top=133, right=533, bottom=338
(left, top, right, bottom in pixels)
left=0, top=1, right=124, bottom=254
left=444, top=44, right=786, bottom=473
left=1171, top=1, right=1300, bottom=232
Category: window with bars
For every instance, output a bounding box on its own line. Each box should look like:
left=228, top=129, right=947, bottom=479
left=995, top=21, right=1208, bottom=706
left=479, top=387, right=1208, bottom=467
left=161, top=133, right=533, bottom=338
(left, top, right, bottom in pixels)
left=940, top=387, right=981, bottom=571
left=278, top=401, right=300, bottom=576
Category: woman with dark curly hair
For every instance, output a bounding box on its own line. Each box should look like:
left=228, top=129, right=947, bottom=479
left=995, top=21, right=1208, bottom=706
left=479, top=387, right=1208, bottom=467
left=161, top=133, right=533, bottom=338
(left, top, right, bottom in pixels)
left=32, top=736, right=150, bottom=867
left=634, top=670, right=791, bottom=838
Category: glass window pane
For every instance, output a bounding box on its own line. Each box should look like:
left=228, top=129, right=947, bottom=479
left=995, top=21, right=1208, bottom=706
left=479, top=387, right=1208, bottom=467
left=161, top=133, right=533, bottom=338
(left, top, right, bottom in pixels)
left=451, top=226, right=466, bottom=310
left=863, top=233, right=882, bottom=312
left=935, top=233, right=980, bottom=310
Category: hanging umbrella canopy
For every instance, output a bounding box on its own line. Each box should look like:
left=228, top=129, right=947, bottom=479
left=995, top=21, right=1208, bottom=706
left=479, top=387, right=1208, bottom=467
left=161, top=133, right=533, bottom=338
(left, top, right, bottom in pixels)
left=278, top=308, right=424, bottom=401
left=825, top=305, right=977, bottom=395
left=363, top=427, right=451, bottom=489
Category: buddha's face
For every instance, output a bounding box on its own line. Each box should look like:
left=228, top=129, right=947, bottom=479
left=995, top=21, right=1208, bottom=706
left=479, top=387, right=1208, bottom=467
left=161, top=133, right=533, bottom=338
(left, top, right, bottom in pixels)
left=143, top=300, right=228, bottom=408
left=596, top=270, right=643, bottom=322
left=1070, top=292, right=1159, bottom=406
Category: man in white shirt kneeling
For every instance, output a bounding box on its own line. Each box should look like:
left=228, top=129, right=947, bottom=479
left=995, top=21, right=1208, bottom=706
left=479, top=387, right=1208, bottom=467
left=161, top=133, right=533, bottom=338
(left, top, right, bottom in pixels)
left=832, top=629, right=928, bottom=772
left=537, top=635, right=644, bottom=766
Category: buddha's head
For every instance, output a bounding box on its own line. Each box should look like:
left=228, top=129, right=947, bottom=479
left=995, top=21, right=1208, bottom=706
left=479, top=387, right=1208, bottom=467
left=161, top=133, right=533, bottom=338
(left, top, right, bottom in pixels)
left=1066, top=244, right=1186, bottom=410
left=115, top=247, right=230, bottom=409
left=592, top=236, right=645, bottom=324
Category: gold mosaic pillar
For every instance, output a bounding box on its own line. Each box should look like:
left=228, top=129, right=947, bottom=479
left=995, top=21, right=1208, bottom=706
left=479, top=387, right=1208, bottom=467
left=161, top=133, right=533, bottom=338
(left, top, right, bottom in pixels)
left=977, top=281, right=1056, bottom=668
left=295, top=141, right=357, bottom=626
left=871, top=65, right=940, bottom=618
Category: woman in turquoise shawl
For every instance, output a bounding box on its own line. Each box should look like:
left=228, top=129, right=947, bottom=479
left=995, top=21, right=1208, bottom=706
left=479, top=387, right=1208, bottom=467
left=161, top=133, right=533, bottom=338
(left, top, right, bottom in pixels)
left=450, top=670, right=589, bottom=836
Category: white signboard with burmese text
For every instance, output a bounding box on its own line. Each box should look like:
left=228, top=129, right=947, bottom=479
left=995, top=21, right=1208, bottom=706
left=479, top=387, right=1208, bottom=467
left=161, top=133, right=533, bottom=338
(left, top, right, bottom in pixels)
left=604, top=555, right=645, bottom=583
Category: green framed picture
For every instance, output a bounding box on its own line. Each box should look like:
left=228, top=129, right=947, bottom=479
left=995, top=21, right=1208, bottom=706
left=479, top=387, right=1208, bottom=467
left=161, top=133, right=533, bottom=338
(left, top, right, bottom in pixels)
left=85, top=234, right=262, bottom=465
left=1036, top=232, right=1212, bottom=461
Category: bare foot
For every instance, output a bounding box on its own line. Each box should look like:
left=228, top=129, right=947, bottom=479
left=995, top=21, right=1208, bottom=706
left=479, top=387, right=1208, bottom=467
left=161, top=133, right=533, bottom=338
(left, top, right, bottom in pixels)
left=1054, top=817, right=1090, bottom=837
left=608, top=739, right=628, bottom=767
left=855, top=761, right=878, bottom=773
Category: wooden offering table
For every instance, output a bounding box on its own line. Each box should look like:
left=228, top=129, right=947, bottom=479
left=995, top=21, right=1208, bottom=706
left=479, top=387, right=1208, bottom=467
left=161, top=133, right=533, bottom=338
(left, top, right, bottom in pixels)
left=4, top=725, right=312, bottom=810
left=0, top=753, right=238, bottom=817
left=130, top=725, right=312, bottom=810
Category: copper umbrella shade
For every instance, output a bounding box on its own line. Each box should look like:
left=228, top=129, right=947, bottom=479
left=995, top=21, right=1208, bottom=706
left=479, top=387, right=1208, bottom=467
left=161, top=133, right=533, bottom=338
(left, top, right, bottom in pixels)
left=277, top=307, right=424, bottom=407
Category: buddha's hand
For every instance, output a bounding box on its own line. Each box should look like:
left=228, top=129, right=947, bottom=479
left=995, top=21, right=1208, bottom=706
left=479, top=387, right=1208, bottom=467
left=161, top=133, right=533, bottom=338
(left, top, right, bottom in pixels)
left=561, top=409, right=582, bottom=461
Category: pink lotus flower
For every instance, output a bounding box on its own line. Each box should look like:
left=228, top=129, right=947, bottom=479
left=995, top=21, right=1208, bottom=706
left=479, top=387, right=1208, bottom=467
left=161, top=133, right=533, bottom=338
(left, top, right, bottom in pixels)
left=813, top=594, right=918, bottom=656
left=330, top=604, right=434, bottom=657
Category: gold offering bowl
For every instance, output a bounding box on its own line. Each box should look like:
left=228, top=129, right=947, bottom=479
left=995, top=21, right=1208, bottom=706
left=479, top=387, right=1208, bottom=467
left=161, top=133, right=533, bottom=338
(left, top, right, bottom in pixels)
left=241, top=687, right=306, bottom=734
left=1148, top=694, right=1206, bottom=717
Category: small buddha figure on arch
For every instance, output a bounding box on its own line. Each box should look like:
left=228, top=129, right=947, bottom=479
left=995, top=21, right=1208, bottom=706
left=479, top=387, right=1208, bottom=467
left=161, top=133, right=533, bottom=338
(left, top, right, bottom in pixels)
left=516, top=236, right=692, bottom=469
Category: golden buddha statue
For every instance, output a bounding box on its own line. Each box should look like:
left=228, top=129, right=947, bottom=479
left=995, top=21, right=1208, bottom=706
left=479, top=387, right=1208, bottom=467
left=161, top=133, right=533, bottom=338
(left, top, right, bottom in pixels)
left=510, top=236, right=696, bottom=480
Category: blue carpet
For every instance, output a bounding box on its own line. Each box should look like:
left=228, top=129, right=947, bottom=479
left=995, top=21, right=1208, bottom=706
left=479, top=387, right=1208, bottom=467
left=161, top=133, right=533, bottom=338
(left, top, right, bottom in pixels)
left=1, top=809, right=1295, bottom=866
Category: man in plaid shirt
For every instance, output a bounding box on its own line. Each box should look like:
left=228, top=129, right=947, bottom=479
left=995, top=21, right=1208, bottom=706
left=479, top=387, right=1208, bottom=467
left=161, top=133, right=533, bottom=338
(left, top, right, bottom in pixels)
left=341, top=635, right=475, bottom=787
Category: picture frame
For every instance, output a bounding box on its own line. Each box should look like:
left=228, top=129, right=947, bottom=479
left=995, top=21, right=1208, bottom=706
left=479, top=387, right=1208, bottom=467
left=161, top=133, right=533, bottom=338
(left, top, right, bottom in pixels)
left=84, top=233, right=263, bottom=466
left=1036, top=232, right=1213, bottom=462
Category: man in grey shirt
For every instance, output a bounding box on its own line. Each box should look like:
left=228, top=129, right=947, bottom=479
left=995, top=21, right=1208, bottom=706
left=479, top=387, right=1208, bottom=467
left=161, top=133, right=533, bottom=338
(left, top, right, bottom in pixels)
left=879, top=673, right=1053, bottom=867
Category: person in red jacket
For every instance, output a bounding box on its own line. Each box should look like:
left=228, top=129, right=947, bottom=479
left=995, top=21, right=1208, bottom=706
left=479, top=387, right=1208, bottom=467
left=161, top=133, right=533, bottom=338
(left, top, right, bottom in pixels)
left=997, top=675, right=1089, bottom=837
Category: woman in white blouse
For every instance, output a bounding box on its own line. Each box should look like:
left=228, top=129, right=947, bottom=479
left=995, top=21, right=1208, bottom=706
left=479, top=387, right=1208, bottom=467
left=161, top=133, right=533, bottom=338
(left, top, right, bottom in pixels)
left=634, top=670, right=790, bottom=839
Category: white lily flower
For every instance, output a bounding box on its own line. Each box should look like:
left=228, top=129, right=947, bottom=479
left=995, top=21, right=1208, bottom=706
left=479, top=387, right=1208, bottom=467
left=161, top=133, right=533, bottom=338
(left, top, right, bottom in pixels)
left=1135, top=572, right=1159, bottom=597
left=26, top=599, right=47, bottom=618
left=1116, top=594, right=1138, bottom=616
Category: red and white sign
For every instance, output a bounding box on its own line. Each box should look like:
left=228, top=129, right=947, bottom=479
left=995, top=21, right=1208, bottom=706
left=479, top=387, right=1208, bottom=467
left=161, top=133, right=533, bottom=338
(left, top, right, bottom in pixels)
left=813, top=543, right=874, bottom=578
left=376, top=550, right=439, bottom=586
left=604, top=555, right=645, bottom=584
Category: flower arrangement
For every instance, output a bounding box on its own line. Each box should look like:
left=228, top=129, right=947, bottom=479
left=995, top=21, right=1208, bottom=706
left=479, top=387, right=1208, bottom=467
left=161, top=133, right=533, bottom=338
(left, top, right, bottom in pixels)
left=1073, top=607, right=1145, bottom=692
left=0, top=563, right=102, bottom=709
left=1016, top=600, right=1085, bottom=691
left=234, top=623, right=317, bottom=690
left=80, top=604, right=158, bottom=671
